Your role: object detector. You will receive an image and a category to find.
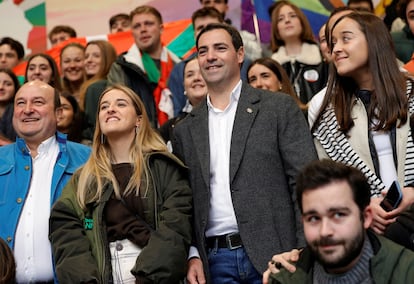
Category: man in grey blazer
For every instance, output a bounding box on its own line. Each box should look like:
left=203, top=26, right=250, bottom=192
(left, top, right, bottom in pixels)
left=173, top=23, right=317, bottom=284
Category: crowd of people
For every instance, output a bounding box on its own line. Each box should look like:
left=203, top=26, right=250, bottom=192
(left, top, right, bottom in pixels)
left=2, top=0, right=414, bottom=283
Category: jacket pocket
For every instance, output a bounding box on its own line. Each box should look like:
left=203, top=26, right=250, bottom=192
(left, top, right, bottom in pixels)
left=0, top=165, right=13, bottom=205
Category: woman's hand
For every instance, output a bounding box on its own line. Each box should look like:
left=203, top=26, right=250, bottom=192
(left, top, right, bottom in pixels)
left=370, top=187, right=414, bottom=234
left=370, top=196, right=396, bottom=234
left=387, top=186, right=414, bottom=217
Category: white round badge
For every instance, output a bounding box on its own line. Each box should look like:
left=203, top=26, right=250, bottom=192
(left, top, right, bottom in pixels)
left=303, top=69, right=319, bottom=82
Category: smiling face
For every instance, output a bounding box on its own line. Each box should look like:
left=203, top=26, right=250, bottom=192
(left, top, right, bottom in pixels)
left=248, top=63, right=281, bottom=92
left=276, top=4, right=302, bottom=42
left=0, top=71, right=16, bottom=104
left=13, top=81, right=59, bottom=146
left=61, top=45, right=85, bottom=83
left=197, top=28, right=244, bottom=88
left=84, top=44, right=102, bottom=77
left=331, top=17, right=369, bottom=83
left=184, top=58, right=207, bottom=106
left=131, top=13, right=162, bottom=54
left=98, top=89, right=141, bottom=141
left=302, top=180, right=372, bottom=274
left=26, top=56, right=53, bottom=83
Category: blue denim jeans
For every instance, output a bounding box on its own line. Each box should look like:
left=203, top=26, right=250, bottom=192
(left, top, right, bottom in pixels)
left=208, top=246, right=262, bottom=284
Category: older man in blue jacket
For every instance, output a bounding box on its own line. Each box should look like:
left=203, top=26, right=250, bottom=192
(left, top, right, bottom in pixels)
left=0, top=80, right=90, bottom=283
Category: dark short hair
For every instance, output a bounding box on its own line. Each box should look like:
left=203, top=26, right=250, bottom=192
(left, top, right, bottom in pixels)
left=130, top=5, right=163, bottom=24
left=196, top=22, right=243, bottom=51
left=347, top=0, right=374, bottom=12
left=191, top=7, right=224, bottom=26
left=296, top=160, right=371, bottom=213
left=48, top=25, right=77, bottom=42
left=0, top=37, right=25, bottom=60
left=109, top=13, right=130, bottom=28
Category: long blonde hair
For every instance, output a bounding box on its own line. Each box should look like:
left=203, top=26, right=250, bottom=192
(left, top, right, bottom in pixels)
left=76, top=84, right=168, bottom=210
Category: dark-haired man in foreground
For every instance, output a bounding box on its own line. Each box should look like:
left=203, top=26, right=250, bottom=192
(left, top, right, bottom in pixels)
left=268, top=160, right=414, bottom=284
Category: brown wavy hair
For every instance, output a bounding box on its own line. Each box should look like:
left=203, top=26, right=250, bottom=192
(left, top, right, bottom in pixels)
left=24, top=53, right=62, bottom=91
left=313, top=12, right=408, bottom=133
left=270, top=1, right=316, bottom=52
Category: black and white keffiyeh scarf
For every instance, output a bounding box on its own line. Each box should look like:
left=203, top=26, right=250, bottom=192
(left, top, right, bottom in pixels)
left=313, top=80, right=414, bottom=197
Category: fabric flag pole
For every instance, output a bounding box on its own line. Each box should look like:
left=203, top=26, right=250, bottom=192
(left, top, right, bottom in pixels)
left=251, top=0, right=262, bottom=43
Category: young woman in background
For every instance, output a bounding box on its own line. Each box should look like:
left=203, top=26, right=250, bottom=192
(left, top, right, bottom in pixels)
left=0, top=69, right=19, bottom=145
left=60, top=42, right=86, bottom=101
left=25, top=53, right=62, bottom=90
left=247, top=57, right=307, bottom=112
left=57, top=91, right=84, bottom=143
left=269, top=1, right=328, bottom=104
left=81, top=40, right=117, bottom=142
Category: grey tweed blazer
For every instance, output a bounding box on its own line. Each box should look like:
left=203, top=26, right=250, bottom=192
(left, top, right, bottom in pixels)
left=173, top=82, right=317, bottom=282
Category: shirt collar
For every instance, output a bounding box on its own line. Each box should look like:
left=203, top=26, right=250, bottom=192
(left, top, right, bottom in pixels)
left=34, top=135, right=57, bottom=157
left=207, top=80, right=242, bottom=112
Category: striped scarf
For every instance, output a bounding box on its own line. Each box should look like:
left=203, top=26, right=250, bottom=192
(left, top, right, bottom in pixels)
left=123, top=45, right=178, bottom=126
left=141, top=49, right=174, bottom=126
left=313, top=80, right=414, bottom=197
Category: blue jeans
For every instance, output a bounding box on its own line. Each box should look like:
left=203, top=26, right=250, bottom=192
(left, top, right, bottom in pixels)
left=208, top=246, right=262, bottom=284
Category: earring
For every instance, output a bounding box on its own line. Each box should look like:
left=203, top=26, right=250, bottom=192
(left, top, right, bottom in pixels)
left=135, top=126, right=140, bottom=135
left=279, top=85, right=283, bottom=91
left=101, top=134, right=105, bottom=144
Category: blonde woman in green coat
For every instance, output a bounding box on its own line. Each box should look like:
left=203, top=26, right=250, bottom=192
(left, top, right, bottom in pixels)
left=49, top=84, right=192, bottom=284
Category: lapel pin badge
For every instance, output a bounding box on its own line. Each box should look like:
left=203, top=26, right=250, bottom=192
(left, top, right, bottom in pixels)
left=246, top=108, right=253, bottom=113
